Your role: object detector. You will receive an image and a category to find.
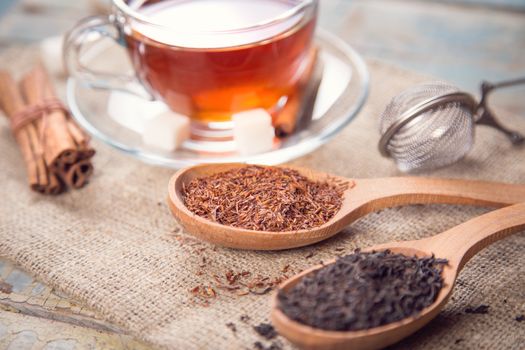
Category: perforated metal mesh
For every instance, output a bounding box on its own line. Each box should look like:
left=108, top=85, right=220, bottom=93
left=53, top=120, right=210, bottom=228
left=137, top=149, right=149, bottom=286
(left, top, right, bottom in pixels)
left=379, top=82, right=475, bottom=172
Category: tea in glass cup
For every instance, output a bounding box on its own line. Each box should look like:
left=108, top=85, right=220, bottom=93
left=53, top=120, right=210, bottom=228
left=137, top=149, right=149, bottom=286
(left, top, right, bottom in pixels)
left=65, top=0, right=318, bottom=136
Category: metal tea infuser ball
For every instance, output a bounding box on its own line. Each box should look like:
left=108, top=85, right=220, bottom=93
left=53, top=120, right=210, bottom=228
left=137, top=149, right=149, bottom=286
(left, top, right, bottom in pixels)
left=378, top=78, right=525, bottom=172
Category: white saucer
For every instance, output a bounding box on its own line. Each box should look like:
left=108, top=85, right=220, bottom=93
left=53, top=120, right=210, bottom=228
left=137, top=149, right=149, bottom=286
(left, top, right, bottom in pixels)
left=66, top=30, right=369, bottom=168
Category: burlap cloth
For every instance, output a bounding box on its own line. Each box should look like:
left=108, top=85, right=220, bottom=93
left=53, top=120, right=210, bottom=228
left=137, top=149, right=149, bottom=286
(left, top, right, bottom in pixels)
left=1, top=47, right=524, bottom=349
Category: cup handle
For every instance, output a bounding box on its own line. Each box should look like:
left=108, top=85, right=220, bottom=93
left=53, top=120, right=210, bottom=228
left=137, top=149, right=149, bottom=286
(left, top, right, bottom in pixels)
left=63, top=15, right=154, bottom=100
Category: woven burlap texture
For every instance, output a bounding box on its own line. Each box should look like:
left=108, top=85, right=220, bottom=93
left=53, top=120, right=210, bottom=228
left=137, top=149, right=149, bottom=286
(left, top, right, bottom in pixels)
left=1, top=55, right=524, bottom=349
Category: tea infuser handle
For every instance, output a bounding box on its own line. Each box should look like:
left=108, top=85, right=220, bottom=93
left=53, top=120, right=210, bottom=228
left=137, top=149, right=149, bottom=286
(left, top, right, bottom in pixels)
left=474, top=78, right=525, bottom=145
left=483, top=77, right=525, bottom=91
left=476, top=108, right=524, bottom=145
left=63, top=15, right=154, bottom=100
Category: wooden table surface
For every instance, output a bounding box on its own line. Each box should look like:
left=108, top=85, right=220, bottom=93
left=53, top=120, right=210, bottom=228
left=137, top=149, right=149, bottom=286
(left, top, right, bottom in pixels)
left=1, top=0, right=524, bottom=348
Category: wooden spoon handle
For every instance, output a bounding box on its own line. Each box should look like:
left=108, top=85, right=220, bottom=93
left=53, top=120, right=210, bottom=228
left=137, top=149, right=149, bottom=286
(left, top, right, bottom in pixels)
left=424, top=202, right=525, bottom=270
left=352, top=177, right=525, bottom=210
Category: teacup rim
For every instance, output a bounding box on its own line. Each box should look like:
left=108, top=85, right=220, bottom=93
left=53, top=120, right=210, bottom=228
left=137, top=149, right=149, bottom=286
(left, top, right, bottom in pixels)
left=112, top=0, right=317, bottom=34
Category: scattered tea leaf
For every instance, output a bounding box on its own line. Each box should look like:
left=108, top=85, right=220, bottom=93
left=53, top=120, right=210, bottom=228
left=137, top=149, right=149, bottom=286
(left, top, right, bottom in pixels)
left=0, top=281, right=12, bottom=294
left=250, top=287, right=273, bottom=295
left=304, top=252, right=315, bottom=259
left=226, top=322, right=237, bottom=333
left=253, top=323, right=277, bottom=340
left=465, top=305, right=489, bottom=314
left=254, top=342, right=282, bottom=350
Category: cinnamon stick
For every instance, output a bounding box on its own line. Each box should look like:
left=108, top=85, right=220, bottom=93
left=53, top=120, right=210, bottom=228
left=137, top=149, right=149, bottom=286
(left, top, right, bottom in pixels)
left=274, top=47, right=320, bottom=138
left=0, top=70, right=64, bottom=194
left=66, top=118, right=96, bottom=160
left=20, top=64, right=78, bottom=173
left=24, top=121, right=63, bottom=195
left=64, top=159, right=94, bottom=189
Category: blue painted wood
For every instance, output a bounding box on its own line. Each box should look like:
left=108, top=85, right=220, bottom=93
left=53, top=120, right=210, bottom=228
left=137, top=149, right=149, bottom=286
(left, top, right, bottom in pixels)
left=441, top=0, right=525, bottom=10
left=328, top=0, right=525, bottom=114
left=0, top=0, right=17, bottom=18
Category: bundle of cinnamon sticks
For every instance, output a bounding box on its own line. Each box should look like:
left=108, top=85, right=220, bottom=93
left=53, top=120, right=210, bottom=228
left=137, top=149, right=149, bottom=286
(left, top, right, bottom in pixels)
left=0, top=64, right=95, bottom=194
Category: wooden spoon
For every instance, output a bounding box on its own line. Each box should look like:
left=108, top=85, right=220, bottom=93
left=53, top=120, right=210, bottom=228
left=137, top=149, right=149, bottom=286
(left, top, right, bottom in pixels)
left=167, top=163, right=525, bottom=250
left=271, top=202, right=525, bottom=350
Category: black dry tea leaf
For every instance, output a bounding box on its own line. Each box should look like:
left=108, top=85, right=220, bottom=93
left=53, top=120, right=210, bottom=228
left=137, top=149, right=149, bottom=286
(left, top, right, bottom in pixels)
left=465, top=305, right=489, bottom=314
left=254, top=341, right=282, bottom=350
left=226, top=322, right=237, bottom=333
left=182, top=165, right=345, bottom=231
left=253, top=323, right=277, bottom=340
left=278, top=249, right=448, bottom=331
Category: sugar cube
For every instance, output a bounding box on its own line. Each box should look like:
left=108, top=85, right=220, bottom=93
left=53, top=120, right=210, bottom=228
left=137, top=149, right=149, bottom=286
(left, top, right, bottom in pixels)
left=142, top=111, right=190, bottom=151
left=40, top=35, right=65, bottom=76
left=107, top=91, right=169, bottom=133
left=232, top=109, right=274, bottom=155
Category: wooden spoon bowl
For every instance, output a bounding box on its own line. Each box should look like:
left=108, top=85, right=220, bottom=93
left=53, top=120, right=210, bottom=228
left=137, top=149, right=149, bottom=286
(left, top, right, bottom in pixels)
left=271, top=203, right=525, bottom=350
left=167, top=163, right=525, bottom=250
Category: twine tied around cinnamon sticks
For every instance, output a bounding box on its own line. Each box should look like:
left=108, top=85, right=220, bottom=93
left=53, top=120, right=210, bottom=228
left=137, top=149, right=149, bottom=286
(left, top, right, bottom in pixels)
left=10, top=97, right=67, bottom=135
left=0, top=64, right=95, bottom=195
